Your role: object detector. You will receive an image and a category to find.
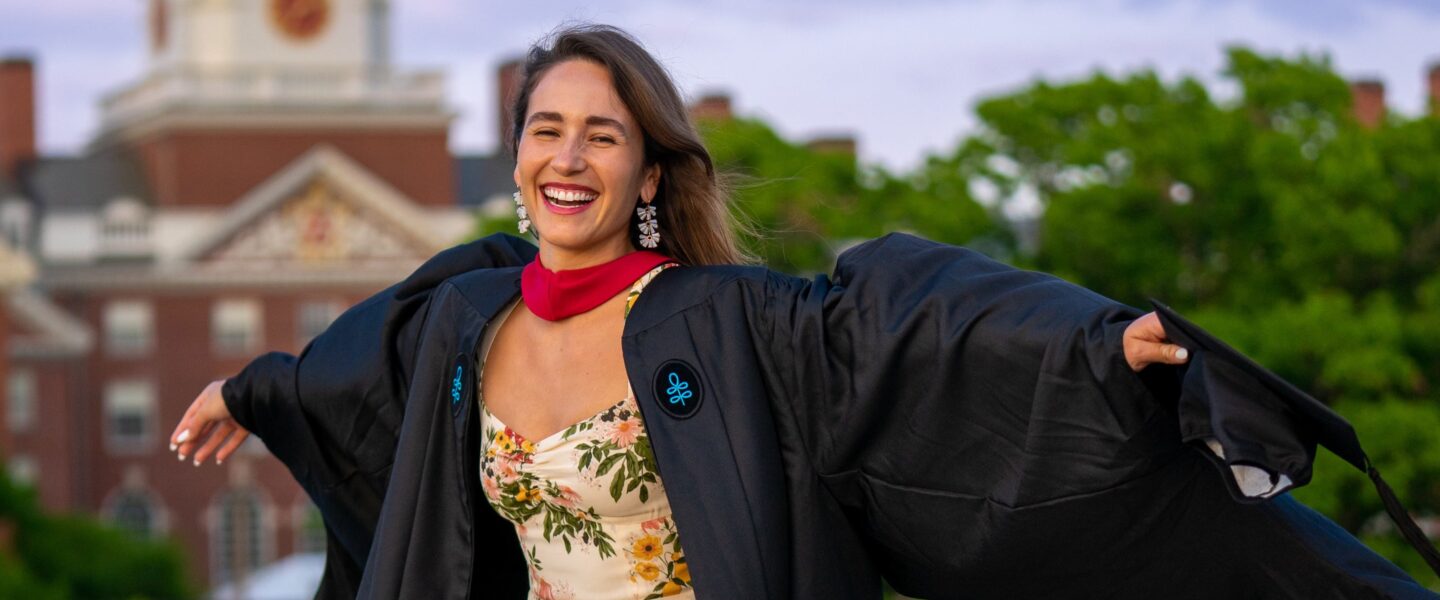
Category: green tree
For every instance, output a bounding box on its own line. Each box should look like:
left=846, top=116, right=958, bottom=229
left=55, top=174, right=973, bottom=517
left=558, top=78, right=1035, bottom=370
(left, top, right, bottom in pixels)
left=960, top=46, right=1440, bottom=586
left=699, top=116, right=1005, bottom=272
left=0, top=467, right=195, bottom=599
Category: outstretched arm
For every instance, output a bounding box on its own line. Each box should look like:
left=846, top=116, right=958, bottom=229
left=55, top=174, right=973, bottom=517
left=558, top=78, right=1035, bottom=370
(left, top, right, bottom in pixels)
left=751, top=233, right=1432, bottom=597
left=162, top=234, right=535, bottom=581
left=169, top=233, right=536, bottom=473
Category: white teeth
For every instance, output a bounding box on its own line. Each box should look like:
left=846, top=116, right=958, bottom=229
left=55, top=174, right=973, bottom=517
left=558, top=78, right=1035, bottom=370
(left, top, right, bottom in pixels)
left=542, top=187, right=598, bottom=204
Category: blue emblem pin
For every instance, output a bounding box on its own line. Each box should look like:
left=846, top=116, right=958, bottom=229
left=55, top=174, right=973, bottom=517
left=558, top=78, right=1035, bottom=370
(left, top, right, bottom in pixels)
left=651, top=360, right=703, bottom=419
left=450, top=353, right=470, bottom=417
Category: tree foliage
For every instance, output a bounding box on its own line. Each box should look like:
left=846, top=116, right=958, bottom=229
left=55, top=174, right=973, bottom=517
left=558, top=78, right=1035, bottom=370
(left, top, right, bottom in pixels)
left=963, top=46, right=1440, bottom=588
left=0, top=468, right=194, bottom=599
left=698, top=116, right=1009, bottom=272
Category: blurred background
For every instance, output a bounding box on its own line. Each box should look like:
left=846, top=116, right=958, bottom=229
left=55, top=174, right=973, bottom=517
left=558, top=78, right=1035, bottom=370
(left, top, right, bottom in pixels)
left=0, top=0, right=1437, bottom=597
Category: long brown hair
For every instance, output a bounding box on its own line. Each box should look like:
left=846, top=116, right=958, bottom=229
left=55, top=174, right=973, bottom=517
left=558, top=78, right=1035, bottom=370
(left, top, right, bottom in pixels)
left=508, top=24, right=753, bottom=266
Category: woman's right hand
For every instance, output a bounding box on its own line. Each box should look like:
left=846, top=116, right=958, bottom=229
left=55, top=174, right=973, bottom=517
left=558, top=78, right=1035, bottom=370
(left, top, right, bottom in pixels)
left=170, top=379, right=252, bottom=466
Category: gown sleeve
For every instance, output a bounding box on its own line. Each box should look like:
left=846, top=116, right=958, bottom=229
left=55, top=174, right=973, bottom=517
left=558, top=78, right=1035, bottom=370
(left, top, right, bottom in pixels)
left=219, top=233, right=535, bottom=595
left=751, top=232, right=1435, bottom=598
left=756, top=232, right=1164, bottom=504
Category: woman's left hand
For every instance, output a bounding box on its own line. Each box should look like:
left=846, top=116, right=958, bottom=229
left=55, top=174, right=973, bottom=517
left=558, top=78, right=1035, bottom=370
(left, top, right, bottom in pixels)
left=1123, top=311, right=1189, bottom=372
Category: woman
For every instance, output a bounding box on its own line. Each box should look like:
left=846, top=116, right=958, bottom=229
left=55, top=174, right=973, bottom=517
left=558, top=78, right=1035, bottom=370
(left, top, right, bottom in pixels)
left=170, top=25, right=1436, bottom=599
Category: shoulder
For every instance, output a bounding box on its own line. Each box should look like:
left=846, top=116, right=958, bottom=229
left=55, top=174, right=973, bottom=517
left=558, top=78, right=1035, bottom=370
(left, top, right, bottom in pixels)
left=648, top=262, right=770, bottom=303
left=832, top=233, right=1010, bottom=282
left=623, top=263, right=774, bottom=332
left=443, top=266, right=525, bottom=319
left=395, top=233, right=536, bottom=299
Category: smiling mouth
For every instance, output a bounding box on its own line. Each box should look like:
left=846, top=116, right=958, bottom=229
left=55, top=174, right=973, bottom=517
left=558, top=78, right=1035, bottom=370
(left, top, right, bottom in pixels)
left=542, top=186, right=599, bottom=208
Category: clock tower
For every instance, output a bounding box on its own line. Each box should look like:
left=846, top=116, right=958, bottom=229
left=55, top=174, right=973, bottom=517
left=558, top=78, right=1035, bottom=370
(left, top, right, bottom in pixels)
left=142, top=0, right=387, bottom=76
left=98, top=0, right=454, bottom=207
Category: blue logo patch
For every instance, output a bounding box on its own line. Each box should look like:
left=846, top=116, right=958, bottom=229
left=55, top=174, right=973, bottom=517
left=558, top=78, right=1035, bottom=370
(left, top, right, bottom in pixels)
left=651, top=360, right=703, bottom=419
left=450, top=353, right=470, bottom=417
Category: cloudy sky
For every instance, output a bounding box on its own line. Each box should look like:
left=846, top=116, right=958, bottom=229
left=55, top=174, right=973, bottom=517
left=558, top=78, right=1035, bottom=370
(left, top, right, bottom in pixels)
left=1, top=0, right=1438, bottom=169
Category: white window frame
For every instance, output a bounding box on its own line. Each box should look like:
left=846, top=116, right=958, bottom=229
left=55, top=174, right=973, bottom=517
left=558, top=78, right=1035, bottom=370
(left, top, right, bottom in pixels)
left=0, top=197, right=31, bottom=250
left=99, top=196, right=151, bottom=257
left=6, top=368, right=37, bottom=432
left=104, top=380, right=157, bottom=453
left=210, top=488, right=273, bottom=585
left=108, top=489, right=158, bottom=538
left=105, top=300, right=155, bottom=356
left=7, top=455, right=37, bottom=486
left=212, top=299, right=263, bottom=355
left=295, top=300, right=342, bottom=346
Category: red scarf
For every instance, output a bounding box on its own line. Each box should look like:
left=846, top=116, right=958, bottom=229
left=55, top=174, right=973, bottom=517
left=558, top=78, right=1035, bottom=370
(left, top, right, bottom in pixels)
left=521, top=250, right=675, bottom=321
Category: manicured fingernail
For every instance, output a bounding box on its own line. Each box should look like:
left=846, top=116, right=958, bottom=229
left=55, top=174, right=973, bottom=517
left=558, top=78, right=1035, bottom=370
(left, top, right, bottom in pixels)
left=193, top=459, right=200, bottom=467
left=1176, top=348, right=1189, bottom=361
left=176, top=429, right=190, bottom=443
left=178, top=453, right=186, bottom=461
left=169, top=442, right=177, bottom=451
left=217, top=459, right=224, bottom=466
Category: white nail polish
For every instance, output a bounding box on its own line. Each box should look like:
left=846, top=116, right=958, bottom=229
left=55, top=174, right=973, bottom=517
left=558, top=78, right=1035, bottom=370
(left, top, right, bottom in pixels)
left=193, top=459, right=200, bottom=467
left=1176, top=348, right=1189, bottom=361
left=176, top=429, right=191, bottom=443
left=169, top=442, right=177, bottom=451
left=178, top=454, right=186, bottom=461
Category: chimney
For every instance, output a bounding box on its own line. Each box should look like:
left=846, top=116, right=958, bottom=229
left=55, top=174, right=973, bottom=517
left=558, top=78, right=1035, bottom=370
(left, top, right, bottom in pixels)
left=0, top=56, right=37, bottom=181
left=1429, top=62, right=1440, bottom=118
left=805, top=135, right=857, bottom=157
left=689, top=93, right=733, bottom=122
left=1349, top=79, right=1385, bottom=129
left=497, top=58, right=524, bottom=152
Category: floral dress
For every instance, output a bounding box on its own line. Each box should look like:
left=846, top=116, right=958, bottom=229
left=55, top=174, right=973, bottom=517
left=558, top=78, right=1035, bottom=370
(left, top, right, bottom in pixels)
left=478, top=265, right=693, bottom=600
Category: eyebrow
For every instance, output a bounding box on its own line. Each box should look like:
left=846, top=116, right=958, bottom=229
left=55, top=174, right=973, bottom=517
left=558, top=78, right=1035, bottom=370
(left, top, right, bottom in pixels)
left=525, top=112, right=629, bottom=136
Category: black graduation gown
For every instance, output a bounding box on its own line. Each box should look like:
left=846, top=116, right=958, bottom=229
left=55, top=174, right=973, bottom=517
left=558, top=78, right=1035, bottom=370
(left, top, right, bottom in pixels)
left=224, top=232, right=1437, bottom=599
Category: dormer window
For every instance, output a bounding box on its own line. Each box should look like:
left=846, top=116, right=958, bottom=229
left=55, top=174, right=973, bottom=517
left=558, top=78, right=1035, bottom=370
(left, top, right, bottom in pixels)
left=0, top=198, right=30, bottom=250
left=100, top=197, right=152, bottom=258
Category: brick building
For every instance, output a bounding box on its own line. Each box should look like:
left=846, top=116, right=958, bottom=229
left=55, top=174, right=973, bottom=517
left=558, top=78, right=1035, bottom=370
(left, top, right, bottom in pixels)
left=0, top=0, right=516, bottom=587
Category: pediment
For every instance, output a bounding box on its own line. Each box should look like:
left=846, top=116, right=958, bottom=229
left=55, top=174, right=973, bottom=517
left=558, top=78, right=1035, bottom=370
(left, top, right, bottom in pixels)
left=198, top=178, right=431, bottom=270
left=186, top=145, right=446, bottom=272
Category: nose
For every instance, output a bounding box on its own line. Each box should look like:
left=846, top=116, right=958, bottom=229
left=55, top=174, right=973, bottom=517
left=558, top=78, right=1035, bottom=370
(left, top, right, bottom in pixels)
left=549, top=137, right=587, bottom=175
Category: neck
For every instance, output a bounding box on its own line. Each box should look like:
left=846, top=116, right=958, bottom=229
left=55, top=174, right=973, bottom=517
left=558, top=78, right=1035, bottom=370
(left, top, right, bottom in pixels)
left=521, top=247, right=674, bottom=322
left=538, top=238, right=635, bottom=271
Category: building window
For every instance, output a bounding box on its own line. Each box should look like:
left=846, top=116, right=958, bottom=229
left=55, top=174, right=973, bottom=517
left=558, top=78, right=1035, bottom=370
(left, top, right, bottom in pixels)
left=296, top=301, right=342, bottom=346
left=105, top=300, right=154, bottom=356
left=213, top=299, right=262, bottom=355
left=109, top=490, right=156, bottom=538
left=213, top=489, right=268, bottom=584
left=105, top=380, right=156, bottom=452
left=0, top=198, right=31, bottom=250
left=8, top=455, right=37, bottom=486
left=6, top=368, right=36, bottom=432
left=99, top=197, right=151, bottom=257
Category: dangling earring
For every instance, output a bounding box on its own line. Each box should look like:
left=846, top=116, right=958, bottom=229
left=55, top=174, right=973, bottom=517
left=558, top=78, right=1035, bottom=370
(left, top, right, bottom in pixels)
left=637, top=202, right=660, bottom=249
left=513, top=190, right=531, bottom=235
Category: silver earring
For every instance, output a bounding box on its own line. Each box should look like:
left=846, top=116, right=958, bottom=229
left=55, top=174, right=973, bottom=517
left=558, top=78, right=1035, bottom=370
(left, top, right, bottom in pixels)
left=637, top=202, right=660, bottom=248
left=514, top=191, right=531, bottom=234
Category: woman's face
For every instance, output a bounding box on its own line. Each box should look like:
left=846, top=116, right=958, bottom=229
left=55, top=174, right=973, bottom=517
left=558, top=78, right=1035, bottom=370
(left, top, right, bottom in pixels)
left=514, top=59, right=660, bottom=268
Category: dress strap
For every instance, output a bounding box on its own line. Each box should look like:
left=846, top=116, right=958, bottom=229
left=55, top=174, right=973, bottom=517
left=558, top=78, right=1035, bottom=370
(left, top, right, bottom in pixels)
left=623, top=263, right=676, bottom=319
